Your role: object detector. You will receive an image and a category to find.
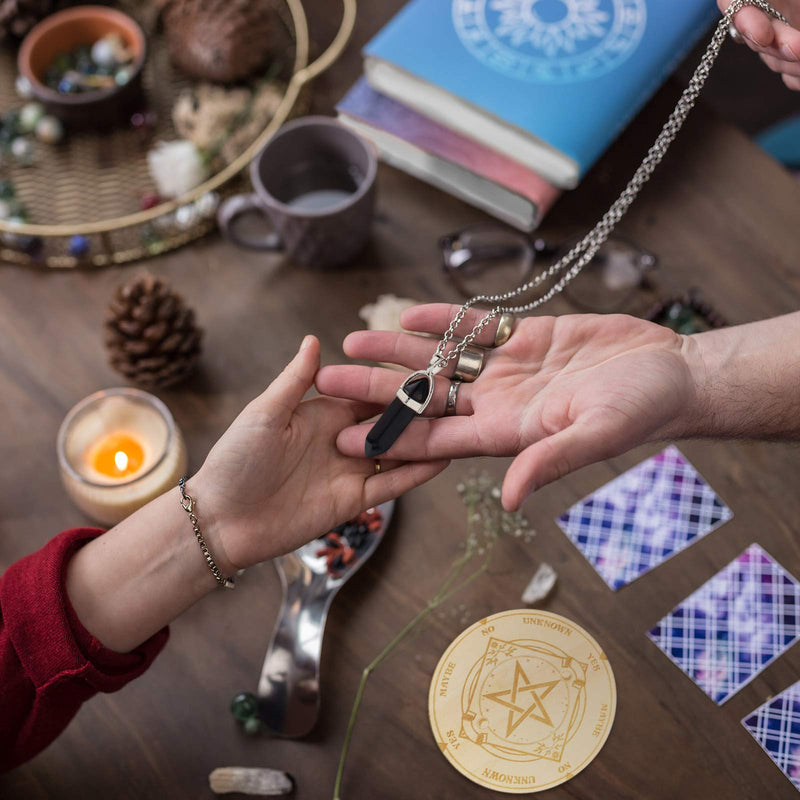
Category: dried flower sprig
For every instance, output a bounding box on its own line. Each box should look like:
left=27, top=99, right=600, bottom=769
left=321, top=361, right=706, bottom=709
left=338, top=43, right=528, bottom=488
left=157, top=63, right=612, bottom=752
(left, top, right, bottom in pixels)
left=457, top=472, right=532, bottom=553
left=332, top=473, right=533, bottom=799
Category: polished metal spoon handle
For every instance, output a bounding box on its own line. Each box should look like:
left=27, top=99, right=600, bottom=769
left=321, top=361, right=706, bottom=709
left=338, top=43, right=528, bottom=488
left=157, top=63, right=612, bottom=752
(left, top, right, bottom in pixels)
left=256, top=501, right=394, bottom=738
left=256, top=556, right=335, bottom=738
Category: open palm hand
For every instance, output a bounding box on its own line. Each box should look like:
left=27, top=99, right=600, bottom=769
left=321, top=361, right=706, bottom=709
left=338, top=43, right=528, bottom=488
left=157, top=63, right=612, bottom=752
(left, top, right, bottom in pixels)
left=193, top=336, right=448, bottom=572
left=315, top=306, right=696, bottom=510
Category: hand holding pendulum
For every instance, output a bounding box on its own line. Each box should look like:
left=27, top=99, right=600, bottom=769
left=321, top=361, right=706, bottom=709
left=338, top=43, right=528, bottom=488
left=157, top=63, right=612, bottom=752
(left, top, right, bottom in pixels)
left=366, top=0, right=787, bottom=459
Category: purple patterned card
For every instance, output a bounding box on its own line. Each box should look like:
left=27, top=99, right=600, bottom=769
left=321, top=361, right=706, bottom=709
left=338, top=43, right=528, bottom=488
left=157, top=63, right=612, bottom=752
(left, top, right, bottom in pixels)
left=649, top=544, right=800, bottom=704
left=743, top=680, right=800, bottom=792
left=556, top=446, right=733, bottom=590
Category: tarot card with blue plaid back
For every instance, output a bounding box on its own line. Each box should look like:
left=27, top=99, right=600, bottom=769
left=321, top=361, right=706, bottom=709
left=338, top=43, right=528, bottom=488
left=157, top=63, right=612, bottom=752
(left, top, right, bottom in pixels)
left=743, top=680, right=800, bottom=792
left=649, top=544, right=800, bottom=704
left=556, top=446, right=732, bottom=590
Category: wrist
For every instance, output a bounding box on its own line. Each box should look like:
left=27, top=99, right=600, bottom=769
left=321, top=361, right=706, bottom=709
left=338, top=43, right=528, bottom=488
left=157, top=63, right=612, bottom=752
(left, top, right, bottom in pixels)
left=663, top=326, right=737, bottom=441
left=675, top=332, right=714, bottom=438
left=646, top=332, right=713, bottom=442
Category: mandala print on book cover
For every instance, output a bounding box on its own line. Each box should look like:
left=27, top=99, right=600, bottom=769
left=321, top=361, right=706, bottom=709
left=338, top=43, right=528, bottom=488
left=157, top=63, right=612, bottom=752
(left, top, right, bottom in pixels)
left=649, top=544, right=800, bottom=705
left=743, top=680, right=800, bottom=791
left=453, top=0, right=647, bottom=84
left=556, top=445, right=732, bottom=590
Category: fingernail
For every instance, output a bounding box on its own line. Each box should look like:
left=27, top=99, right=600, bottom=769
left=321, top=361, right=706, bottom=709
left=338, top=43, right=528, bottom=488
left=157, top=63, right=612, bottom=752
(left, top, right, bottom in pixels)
left=301, top=335, right=313, bottom=351
left=744, top=32, right=766, bottom=47
left=781, top=44, right=799, bottom=61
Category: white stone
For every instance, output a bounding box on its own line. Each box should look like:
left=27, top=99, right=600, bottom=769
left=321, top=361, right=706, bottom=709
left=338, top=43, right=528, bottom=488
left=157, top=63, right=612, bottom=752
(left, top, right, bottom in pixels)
left=35, top=115, right=64, bottom=145
left=91, top=33, right=130, bottom=68
left=10, top=137, right=33, bottom=164
left=19, top=103, right=44, bottom=134
left=15, top=75, right=34, bottom=99
left=175, top=203, right=200, bottom=229
left=521, top=562, right=557, bottom=605
left=194, top=192, right=219, bottom=219
left=209, top=767, right=293, bottom=795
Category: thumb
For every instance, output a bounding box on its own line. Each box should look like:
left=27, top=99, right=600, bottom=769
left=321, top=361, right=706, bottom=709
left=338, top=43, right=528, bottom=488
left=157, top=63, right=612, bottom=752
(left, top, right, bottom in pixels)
left=728, top=5, right=775, bottom=48
left=501, top=423, right=613, bottom=512
left=259, top=335, right=320, bottom=425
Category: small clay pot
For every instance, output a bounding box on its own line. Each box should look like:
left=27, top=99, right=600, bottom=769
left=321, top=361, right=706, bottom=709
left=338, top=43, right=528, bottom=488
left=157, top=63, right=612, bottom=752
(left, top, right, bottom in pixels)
left=18, top=5, right=146, bottom=128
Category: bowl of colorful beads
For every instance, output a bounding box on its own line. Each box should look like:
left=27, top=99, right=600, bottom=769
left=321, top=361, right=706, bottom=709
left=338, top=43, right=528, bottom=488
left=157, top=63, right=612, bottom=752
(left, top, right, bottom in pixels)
left=17, top=5, right=146, bottom=128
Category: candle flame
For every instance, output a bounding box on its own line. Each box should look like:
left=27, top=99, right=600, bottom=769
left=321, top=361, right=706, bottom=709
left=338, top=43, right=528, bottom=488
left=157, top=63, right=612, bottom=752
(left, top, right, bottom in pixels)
left=114, top=450, right=129, bottom=473
left=88, top=432, right=144, bottom=479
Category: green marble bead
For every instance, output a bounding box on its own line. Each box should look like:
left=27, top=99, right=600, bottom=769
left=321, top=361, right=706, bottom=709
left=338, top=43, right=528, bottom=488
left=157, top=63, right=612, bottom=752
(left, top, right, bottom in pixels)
left=1, top=110, right=20, bottom=136
left=230, top=691, right=258, bottom=722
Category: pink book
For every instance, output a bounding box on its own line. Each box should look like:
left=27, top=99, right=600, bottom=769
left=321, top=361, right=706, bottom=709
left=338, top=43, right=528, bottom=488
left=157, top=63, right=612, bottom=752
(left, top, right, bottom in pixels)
left=337, top=78, right=561, bottom=231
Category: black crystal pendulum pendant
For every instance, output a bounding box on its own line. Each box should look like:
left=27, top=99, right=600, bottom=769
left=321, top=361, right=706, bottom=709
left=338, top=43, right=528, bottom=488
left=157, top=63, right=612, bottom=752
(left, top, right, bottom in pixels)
left=365, top=370, right=436, bottom=457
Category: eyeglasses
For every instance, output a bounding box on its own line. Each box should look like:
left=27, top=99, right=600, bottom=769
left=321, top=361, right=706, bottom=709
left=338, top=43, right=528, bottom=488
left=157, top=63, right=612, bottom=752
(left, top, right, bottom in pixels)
left=440, top=224, right=658, bottom=313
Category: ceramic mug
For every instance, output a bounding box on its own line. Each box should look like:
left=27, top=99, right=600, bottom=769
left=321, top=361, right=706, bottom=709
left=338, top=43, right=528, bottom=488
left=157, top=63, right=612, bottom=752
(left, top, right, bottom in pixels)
left=218, top=116, right=377, bottom=268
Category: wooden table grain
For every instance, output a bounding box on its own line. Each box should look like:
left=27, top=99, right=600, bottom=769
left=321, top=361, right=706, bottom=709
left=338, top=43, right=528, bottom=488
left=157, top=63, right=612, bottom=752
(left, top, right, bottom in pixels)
left=2, top=3, right=800, bottom=799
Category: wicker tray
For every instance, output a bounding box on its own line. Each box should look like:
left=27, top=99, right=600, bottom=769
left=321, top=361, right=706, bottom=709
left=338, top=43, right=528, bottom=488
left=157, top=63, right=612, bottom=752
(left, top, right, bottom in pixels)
left=0, top=0, right=356, bottom=268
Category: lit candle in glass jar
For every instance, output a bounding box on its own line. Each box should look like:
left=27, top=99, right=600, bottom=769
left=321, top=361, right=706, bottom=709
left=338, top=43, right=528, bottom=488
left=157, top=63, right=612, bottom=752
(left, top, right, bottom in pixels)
left=57, top=388, right=187, bottom=526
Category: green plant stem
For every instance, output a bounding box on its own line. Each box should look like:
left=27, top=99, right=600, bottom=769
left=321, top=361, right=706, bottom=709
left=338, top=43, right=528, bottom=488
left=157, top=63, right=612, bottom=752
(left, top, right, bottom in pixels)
left=332, top=550, right=490, bottom=800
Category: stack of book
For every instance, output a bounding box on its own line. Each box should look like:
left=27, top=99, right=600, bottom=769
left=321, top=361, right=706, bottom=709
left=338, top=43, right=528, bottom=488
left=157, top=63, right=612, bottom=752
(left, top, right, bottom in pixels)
left=337, top=0, right=719, bottom=231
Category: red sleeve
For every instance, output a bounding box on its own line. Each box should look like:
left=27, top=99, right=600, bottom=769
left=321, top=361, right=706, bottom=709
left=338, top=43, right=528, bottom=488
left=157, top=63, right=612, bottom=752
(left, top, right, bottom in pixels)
left=0, top=528, right=169, bottom=773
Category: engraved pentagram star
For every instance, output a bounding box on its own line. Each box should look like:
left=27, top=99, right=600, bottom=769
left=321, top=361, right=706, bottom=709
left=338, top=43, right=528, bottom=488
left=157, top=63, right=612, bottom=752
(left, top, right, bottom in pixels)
left=483, top=661, right=560, bottom=737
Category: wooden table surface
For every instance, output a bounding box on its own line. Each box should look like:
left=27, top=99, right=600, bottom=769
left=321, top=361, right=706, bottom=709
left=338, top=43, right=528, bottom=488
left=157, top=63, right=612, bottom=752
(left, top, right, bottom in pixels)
left=3, top=3, right=800, bottom=799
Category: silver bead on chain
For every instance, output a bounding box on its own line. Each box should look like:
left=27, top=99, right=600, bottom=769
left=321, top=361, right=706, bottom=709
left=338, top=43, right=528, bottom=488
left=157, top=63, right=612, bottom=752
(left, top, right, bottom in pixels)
left=429, top=0, right=787, bottom=372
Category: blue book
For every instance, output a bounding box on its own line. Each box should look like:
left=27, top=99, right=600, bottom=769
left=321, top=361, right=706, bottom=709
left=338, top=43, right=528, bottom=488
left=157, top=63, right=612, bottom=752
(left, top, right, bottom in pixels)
left=364, top=0, right=720, bottom=189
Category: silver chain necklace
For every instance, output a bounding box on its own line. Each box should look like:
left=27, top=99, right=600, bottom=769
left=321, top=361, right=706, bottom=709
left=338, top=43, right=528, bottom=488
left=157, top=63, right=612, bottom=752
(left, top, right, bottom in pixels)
left=365, top=0, right=788, bottom=459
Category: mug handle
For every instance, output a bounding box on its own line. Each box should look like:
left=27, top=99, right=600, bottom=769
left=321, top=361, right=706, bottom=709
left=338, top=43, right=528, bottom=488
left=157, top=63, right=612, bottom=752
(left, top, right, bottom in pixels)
left=217, top=194, right=283, bottom=251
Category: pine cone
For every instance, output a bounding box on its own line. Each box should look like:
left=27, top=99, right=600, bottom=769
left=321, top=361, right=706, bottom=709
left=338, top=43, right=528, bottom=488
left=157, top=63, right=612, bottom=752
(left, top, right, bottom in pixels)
left=105, top=274, right=203, bottom=388
left=0, top=0, right=53, bottom=40
left=163, top=0, right=276, bottom=83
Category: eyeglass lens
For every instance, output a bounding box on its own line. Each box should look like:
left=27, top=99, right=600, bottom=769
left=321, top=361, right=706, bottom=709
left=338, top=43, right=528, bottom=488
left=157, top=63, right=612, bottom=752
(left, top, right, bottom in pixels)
left=442, top=226, right=656, bottom=311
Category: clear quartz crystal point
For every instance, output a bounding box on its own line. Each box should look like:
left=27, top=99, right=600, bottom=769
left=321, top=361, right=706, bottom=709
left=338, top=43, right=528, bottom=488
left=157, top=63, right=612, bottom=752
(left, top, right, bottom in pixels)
left=521, top=563, right=558, bottom=605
